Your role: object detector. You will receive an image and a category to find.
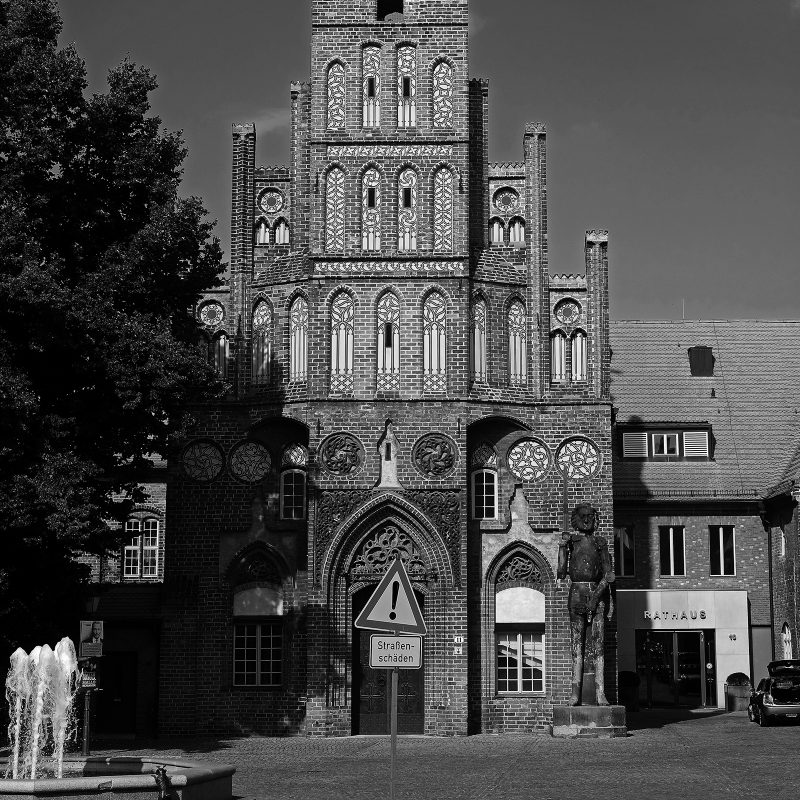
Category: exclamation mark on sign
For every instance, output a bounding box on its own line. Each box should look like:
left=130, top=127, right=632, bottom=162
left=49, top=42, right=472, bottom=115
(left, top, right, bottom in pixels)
left=389, top=580, right=399, bottom=620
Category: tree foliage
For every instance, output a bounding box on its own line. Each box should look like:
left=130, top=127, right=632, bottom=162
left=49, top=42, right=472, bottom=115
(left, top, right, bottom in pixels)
left=0, top=0, right=225, bottom=650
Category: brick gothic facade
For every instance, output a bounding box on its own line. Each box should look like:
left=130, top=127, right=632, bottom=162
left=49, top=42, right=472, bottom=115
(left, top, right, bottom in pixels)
left=160, top=0, right=615, bottom=736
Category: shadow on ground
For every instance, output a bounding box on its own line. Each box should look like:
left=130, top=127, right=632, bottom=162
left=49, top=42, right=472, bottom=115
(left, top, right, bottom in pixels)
left=625, top=707, right=729, bottom=730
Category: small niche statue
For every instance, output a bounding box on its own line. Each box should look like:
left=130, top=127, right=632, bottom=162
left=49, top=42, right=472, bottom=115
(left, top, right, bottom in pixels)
left=557, top=503, right=615, bottom=706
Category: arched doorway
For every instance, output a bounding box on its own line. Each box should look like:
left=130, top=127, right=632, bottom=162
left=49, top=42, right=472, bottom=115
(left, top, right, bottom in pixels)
left=351, top=585, right=425, bottom=735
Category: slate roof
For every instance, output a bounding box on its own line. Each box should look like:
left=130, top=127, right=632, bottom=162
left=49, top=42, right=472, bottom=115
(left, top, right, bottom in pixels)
left=610, top=320, right=800, bottom=501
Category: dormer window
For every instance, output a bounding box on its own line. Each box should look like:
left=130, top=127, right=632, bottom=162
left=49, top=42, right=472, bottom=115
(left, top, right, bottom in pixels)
left=620, top=427, right=711, bottom=460
left=377, top=0, right=404, bottom=20
left=688, top=346, right=714, bottom=376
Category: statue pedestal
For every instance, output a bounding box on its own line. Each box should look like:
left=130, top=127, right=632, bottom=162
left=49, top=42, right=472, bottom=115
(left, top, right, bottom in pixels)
left=551, top=705, right=627, bottom=738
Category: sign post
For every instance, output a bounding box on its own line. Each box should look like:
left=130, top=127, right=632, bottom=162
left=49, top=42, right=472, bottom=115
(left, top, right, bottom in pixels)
left=355, top=558, right=427, bottom=800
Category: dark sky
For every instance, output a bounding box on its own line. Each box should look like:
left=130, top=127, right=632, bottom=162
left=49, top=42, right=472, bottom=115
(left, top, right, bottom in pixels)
left=58, top=1, right=799, bottom=320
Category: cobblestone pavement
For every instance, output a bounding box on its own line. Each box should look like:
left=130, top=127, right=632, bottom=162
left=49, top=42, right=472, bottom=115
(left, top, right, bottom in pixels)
left=95, top=711, right=799, bottom=800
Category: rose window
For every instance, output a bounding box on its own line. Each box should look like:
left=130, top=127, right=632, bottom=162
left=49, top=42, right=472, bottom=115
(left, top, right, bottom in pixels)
left=493, top=188, right=519, bottom=214
left=182, top=441, right=225, bottom=482
left=554, top=300, right=581, bottom=325
left=229, top=441, right=272, bottom=483
left=258, top=189, right=285, bottom=215
left=507, top=440, right=551, bottom=481
left=556, top=438, right=601, bottom=479
left=199, top=302, right=225, bottom=328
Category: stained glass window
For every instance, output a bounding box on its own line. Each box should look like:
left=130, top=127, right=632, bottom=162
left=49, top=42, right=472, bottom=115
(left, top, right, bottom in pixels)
left=377, top=293, right=400, bottom=391
left=432, top=61, right=454, bottom=128
left=256, top=219, right=269, bottom=245
left=398, top=168, right=418, bottom=251
left=571, top=330, right=587, bottom=381
left=327, top=61, right=346, bottom=130
left=423, top=292, right=447, bottom=393
left=274, top=219, right=290, bottom=245
left=397, top=46, right=416, bottom=127
left=472, top=298, right=487, bottom=383
left=252, top=300, right=272, bottom=384
left=330, top=293, right=354, bottom=395
left=551, top=331, right=566, bottom=383
left=325, top=167, right=345, bottom=252
left=433, top=167, right=454, bottom=252
left=289, top=296, right=308, bottom=382
left=362, top=168, right=381, bottom=251
left=508, top=300, right=527, bottom=386
left=363, top=46, right=381, bottom=128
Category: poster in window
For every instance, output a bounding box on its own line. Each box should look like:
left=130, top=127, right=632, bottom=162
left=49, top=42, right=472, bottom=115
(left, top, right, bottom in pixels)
left=79, top=620, right=104, bottom=659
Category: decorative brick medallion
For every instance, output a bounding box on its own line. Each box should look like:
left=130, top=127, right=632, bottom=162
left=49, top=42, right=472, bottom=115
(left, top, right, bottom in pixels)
left=182, top=440, right=224, bottom=482
left=229, top=441, right=272, bottom=483
left=412, top=434, right=457, bottom=478
left=319, top=433, right=364, bottom=476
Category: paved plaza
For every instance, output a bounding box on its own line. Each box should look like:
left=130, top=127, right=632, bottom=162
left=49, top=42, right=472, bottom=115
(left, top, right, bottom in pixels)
left=94, top=710, right=798, bottom=800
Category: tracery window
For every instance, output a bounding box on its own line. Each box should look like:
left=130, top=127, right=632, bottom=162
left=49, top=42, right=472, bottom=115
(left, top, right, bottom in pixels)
left=327, top=61, right=346, bottom=130
left=289, top=296, right=308, bottom=382
left=325, top=167, right=345, bottom=252
left=398, top=168, right=418, bottom=251
left=432, top=61, right=454, bottom=128
left=213, top=333, right=229, bottom=379
left=508, top=217, right=525, bottom=244
left=256, top=219, right=269, bottom=245
left=252, top=300, right=273, bottom=384
left=508, top=300, right=527, bottom=386
left=274, top=219, right=290, bottom=245
left=551, top=331, right=566, bottom=384
left=330, top=293, right=354, bottom=395
left=571, top=330, right=587, bottom=381
left=123, top=518, right=160, bottom=579
left=363, top=46, right=381, bottom=128
left=423, top=291, right=447, bottom=393
left=397, top=46, right=416, bottom=127
left=489, top=218, right=504, bottom=245
left=472, top=298, right=487, bottom=383
left=376, top=293, right=400, bottom=391
left=362, top=168, right=382, bottom=251
left=433, top=167, right=454, bottom=252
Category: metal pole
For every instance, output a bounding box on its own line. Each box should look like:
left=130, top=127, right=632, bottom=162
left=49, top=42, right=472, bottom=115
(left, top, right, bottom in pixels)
left=82, top=690, right=91, bottom=757
left=389, top=667, right=398, bottom=800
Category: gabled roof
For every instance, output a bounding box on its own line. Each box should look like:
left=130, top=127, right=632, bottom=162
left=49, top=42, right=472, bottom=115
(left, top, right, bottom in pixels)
left=610, top=320, right=800, bottom=501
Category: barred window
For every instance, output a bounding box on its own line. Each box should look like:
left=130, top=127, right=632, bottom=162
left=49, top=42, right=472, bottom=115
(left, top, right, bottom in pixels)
left=423, top=292, right=447, bottom=393
left=252, top=300, right=273, bottom=384
left=508, top=300, right=527, bottom=386
left=472, top=298, right=487, bottom=383
left=377, top=293, right=400, bottom=391
left=289, top=297, right=308, bottom=382
left=123, top=518, right=160, bottom=579
left=330, top=293, right=354, bottom=394
left=233, top=623, right=283, bottom=687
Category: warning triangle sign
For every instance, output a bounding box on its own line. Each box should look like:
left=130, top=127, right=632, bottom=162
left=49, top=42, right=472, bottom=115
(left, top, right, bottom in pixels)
left=354, top=558, right=427, bottom=635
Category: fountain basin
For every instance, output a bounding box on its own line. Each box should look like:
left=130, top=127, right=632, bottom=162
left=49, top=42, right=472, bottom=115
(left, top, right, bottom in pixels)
left=0, top=757, right=235, bottom=800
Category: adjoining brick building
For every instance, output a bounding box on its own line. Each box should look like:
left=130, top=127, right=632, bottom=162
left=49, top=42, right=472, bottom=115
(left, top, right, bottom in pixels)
left=81, top=0, right=799, bottom=738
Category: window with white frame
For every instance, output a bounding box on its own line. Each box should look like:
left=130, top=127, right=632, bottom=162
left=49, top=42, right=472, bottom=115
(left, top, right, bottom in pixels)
left=376, top=293, right=400, bottom=391
left=614, top=526, right=635, bottom=577
left=489, top=218, right=504, bottom=245
left=289, top=296, right=308, bottom=382
left=551, top=332, right=566, bottom=383
left=362, top=46, right=381, bottom=127
left=621, top=429, right=710, bottom=460
left=652, top=432, right=679, bottom=458
left=213, top=333, right=229, bottom=379
left=123, top=518, right=160, bottom=579
left=252, top=300, right=272, bottom=384
left=472, top=470, right=497, bottom=520
left=330, top=293, right=354, bottom=394
left=659, top=526, right=685, bottom=576
left=362, top=167, right=381, bottom=251
left=495, top=585, right=545, bottom=694
left=423, top=291, right=447, bottom=393
left=233, top=622, right=283, bottom=686
left=397, top=45, right=416, bottom=127
left=571, top=330, right=587, bottom=381
left=508, top=300, right=527, bottom=386
left=398, top=168, right=418, bottom=251
left=472, top=298, right=487, bottom=383
left=709, top=525, right=735, bottom=576
left=274, top=219, right=290, bottom=245
left=508, top=217, right=525, bottom=244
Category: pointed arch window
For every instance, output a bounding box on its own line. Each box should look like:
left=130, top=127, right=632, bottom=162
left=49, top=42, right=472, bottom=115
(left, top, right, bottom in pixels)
left=489, top=218, right=504, bottom=245
left=289, top=297, right=308, bottom=383
left=252, top=300, right=273, bottom=384
left=571, top=330, right=587, bottom=381
left=508, top=217, right=525, bottom=244
left=274, top=219, right=290, bottom=245
left=551, top=331, right=567, bottom=384
left=377, top=293, right=400, bottom=391
left=423, top=292, right=447, bottom=393
left=327, top=61, right=346, bottom=130
left=213, top=333, right=229, bottom=379
left=472, top=298, right=487, bottom=383
left=508, top=300, right=527, bottom=386
left=256, top=219, right=269, bottom=245
left=325, top=167, right=345, bottom=252
left=363, top=46, right=381, bottom=128
left=330, top=293, right=354, bottom=395
left=397, top=46, right=416, bottom=128
left=432, top=60, right=454, bottom=129
left=398, top=168, right=418, bottom=251
left=362, top=168, right=381, bottom=251
left=433, top=167, right=454, bottom=252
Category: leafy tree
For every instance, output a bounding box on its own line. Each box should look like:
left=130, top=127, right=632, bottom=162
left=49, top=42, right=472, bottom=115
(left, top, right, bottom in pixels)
left=0, top=0, right=225, bottom=652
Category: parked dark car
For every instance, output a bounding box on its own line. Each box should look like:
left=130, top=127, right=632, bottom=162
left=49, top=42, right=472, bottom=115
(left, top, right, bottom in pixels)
left=748, top=660, right=800, bottom=726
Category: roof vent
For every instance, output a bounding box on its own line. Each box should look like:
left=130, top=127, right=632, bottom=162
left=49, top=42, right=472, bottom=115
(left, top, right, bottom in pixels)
left=377, top=0, right=404, bottom=20
left=688, top=346, right=714, bottom=377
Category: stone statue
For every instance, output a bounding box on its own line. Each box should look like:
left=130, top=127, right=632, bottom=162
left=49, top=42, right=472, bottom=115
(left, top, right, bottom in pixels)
left=557, top=503, right=615, bottom=706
